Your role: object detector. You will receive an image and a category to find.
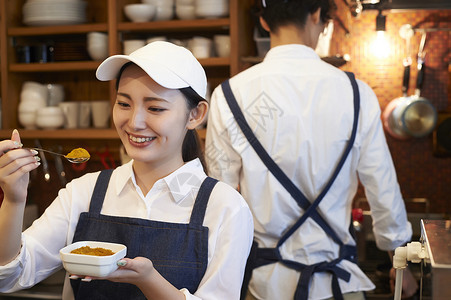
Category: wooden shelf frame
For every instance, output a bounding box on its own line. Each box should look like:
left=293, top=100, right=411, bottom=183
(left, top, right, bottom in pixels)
left=0, top=0, right=255, bottom=140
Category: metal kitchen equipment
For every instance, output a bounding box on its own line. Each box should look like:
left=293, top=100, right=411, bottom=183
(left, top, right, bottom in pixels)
left=382, top=31, right=437, bottom=139
left=420, top=219, right=451, bottom=299
left=393, top=219, right=451, bottom=300
left=382, top=24, right=413, bottom=139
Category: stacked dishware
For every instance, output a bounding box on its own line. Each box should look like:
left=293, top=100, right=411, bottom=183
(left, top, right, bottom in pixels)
left=22, top=0, right=87, bottom=26
left=18, top=81, right=65, bottom=129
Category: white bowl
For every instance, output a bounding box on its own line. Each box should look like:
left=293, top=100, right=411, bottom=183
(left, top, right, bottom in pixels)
left=176, top=4, right=195, bottom=20
left=142, top=0, right=174, bottom=7
left=60, top=241, right=127, bottom=277
left=21, top=81, right=49, bottom=106
left=18, top=110, right=37, bottom=129
left=123, top=39, right=146, bottom=55
left=154, top=5, right=174, bottom=21
left=35, top=106, right=64, bottom=129
left=188, top=36, right=213, bottom=58
left=213, top=34, right=230, bottom=57
left=124, top=4, right=156, bottom=22
left=87, top=44, right=109, bottom=61
left=195, top=0, right=228, bottom=18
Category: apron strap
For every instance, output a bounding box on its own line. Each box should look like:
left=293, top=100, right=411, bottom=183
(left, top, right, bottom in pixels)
left=278, top=72, right=360, bottom=246
left=221, top=72, right=360, bottom=247
left=88, top=169, right=114, bottom=214
left=189, top=177, right=218, bottom=227
left=220, top=79, right=311, bottom=211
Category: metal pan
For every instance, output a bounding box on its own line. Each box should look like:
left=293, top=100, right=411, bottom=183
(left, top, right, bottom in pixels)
left=382, top=52, right=412, bottom=139
left=401, top=32, right=437, bottom=138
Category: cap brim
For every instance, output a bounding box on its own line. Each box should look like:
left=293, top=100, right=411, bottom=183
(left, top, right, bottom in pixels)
left=96, top=55, right=190, bottom=90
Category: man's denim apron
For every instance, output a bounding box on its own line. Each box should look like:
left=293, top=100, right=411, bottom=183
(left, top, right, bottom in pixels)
left=221, top=72, right=360, bottom=300
left=70, top=169, right=218, bottom=299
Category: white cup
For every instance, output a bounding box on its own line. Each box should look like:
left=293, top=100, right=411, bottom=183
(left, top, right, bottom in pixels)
left=213, top=34, right=230, bottom=57
left=123, top=39, right=146, bottom=55
left=87, top=32, right=109, bottom=61
left=78, top=102, right=92, bottom=128
left=91, top=101, right=111, bottom=128
left=188, top=36, right=212, bottom=59
left=59, top=101, right=80, bottom=129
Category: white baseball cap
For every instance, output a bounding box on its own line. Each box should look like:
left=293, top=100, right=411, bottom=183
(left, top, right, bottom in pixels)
left=96, top=41, right=207, bottom=98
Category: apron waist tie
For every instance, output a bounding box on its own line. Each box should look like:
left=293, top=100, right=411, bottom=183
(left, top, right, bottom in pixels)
left=293, top=260, right=351, bottom=300
left=254, top=247, right=352, bottom=300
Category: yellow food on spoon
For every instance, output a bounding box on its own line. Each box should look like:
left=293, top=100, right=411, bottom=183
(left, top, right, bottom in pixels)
left=65, top=148, right=90, bottom=160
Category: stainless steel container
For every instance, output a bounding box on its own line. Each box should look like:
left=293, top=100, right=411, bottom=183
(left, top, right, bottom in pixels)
left=421, top=219, right=451, bottom=300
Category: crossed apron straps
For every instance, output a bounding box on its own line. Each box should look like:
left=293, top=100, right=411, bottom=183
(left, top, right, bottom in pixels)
left=221, top=72, right=360, bottom=300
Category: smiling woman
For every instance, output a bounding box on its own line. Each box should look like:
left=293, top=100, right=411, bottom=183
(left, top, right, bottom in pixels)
left=0, top=41, right=254, bottom=300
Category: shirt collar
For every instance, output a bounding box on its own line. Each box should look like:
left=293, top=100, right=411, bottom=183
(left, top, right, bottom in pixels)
left=114, top=158, right=207, bottom=204
left=264, top=44, right=320, bottom=62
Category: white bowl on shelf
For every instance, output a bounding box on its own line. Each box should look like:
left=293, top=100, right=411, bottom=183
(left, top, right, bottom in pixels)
left=142, top=0, right=174, bottom=7
left=20, top=81, right=49, bottom=107
left=35, top=106, right=64, bottom=129
left=124, top=4, right=156, bottom=22
left=123, top=39, right=146, bottom=55
left=195, top=0, right=228, bottom=18
left=18, top=102, right=37, bottom=129
left=154, top=5, right=174, bottom=21
left=176, top=4, right=196, bottom=20
left=213, top=34, right=230, bottom=57
left=60, top=241, right=127, bottom=277
left=87, top=32, right=109, bottom=61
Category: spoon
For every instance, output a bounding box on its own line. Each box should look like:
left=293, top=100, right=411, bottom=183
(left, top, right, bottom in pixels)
left=29, top=148, right=90, bottom=164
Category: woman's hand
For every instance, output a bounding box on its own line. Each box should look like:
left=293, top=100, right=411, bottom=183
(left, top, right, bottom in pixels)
left=73, top=257, right=185, bottom=299
left=0, top=130, right=40, bottom=204
left=106, top=257, right=155, bottom=286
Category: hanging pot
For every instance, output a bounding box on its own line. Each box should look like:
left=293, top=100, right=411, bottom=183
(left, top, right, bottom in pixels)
left=382, top=32, right=437, bottom=139
left=382, top=56, right=412, bottom=139
left=402, top=33, right=437, bottom=138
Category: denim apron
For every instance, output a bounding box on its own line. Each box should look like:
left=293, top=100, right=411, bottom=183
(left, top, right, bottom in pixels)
left=221, top=72, right=360, bottom=300
left=70, top=169, right=217, bottom=300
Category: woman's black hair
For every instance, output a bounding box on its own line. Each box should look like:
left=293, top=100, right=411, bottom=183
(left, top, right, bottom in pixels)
left=115, top=62, right=207, bottom=171
left=179, top=87, right=207, bottom=171
left=261, top=0, right=337, bottom=32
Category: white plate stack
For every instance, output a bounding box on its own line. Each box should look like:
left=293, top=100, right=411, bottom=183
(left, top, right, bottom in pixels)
left=23, top=0, right=87, bottom=26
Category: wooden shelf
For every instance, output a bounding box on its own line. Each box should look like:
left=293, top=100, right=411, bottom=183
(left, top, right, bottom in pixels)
left=8, top=23, right=108, bottom=36
left=9, top=58, right=229, bottom=73
left=117, top=18, right=230, bottom=33
left=9, top=61, right=100, bottom=72
left=0, top=0, right=254, bottom=140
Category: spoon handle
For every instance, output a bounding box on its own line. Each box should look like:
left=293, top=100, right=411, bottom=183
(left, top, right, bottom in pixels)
left=29, top=147, right=65, bottom=158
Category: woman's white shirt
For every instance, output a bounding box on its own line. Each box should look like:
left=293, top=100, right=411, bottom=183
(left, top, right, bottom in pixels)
left=0, top=158, right=254, bottom=300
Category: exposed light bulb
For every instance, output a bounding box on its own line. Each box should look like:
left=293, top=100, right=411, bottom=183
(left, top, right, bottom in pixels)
left=371, top=31, right=390, bottom=59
